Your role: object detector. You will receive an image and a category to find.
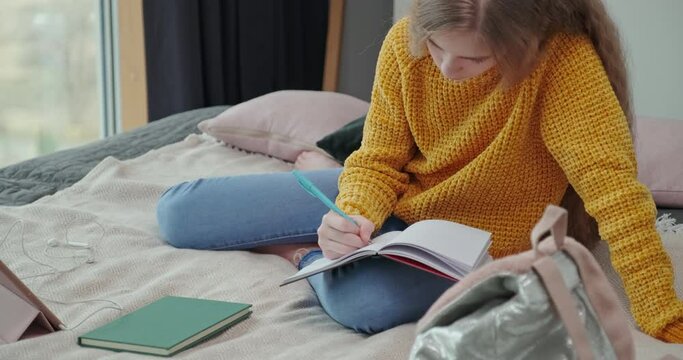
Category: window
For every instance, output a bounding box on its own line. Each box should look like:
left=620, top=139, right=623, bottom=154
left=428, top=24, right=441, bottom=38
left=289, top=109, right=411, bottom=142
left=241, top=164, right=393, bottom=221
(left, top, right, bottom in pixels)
left=0, top=1, right=104, bottom=167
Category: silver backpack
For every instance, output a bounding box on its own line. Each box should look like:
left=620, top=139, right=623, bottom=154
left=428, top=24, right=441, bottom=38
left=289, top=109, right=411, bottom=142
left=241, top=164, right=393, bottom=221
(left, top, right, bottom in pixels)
left=411, top=205, right=635, bottom=360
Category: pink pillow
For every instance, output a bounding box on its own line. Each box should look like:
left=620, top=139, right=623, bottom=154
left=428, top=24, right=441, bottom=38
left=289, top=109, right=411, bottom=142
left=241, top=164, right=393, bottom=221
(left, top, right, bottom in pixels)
left=635, top=117, right=683, bottom=207
left=198, top=90, right=369, bottom=162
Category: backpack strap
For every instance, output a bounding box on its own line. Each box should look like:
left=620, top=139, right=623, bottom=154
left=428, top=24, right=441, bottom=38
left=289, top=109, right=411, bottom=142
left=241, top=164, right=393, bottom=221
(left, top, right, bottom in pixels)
left=531, top=204, right=568, bottom=255
left=531, top=205, right=594, bottom=360
left=533, top=256, right=595, bottom=360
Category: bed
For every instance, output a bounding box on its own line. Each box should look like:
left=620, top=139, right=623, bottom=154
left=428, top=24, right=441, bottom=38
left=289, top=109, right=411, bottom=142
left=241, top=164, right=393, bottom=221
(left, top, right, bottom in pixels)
left=0, top=106, right=225, bottom=207
left=1, top=106, right=682, bottom=359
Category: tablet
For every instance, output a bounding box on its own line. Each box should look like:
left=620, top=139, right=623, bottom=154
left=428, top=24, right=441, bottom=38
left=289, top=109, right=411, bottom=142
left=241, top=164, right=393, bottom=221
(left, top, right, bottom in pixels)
left=0, top=260, right=63, bottom=343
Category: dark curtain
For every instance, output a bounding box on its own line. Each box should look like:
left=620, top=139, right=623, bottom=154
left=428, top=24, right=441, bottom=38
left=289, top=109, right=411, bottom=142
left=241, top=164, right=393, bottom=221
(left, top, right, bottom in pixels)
left=142, top=0, right=329, bottom=121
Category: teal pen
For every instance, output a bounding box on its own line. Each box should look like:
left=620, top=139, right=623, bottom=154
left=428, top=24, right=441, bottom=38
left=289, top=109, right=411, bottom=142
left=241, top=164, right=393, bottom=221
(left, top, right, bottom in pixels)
left=292, top=170, right=359, bottom=226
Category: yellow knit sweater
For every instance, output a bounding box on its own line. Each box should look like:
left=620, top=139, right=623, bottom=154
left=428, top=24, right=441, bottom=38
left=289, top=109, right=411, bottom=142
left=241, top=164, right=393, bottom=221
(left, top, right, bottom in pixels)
left=336, top=18, right=683, bottom=342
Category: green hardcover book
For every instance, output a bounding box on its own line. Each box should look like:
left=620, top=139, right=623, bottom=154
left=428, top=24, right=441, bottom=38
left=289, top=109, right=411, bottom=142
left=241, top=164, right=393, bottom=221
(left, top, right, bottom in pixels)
left=78, top=296, right=252, bottom=356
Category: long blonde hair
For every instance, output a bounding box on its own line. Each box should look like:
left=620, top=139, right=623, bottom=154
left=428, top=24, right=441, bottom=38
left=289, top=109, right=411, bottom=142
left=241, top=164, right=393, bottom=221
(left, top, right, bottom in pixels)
left=410, top=0, right=633, bottom=247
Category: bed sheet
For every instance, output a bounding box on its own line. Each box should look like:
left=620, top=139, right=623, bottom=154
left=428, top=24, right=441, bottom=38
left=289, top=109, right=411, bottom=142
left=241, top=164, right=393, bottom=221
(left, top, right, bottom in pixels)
left=0, top=134, right=418, bottom=360
left=0, top=133, right=681, bottom=359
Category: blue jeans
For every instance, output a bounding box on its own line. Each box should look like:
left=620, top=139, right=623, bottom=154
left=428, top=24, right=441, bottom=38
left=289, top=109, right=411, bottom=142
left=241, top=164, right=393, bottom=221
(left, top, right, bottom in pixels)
left=156, top=169, right=454, bottom=334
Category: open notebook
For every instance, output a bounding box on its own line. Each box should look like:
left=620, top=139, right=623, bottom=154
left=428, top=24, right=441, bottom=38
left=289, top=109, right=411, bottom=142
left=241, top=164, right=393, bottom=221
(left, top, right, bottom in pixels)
left=0, top=260, right=63, bottom=344
left=282, top=219, right=492, bottom=286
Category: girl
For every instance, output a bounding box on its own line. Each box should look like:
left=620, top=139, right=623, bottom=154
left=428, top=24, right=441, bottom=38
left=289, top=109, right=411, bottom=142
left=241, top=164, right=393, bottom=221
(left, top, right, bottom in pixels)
left=157, top=0, right=683, bottom=341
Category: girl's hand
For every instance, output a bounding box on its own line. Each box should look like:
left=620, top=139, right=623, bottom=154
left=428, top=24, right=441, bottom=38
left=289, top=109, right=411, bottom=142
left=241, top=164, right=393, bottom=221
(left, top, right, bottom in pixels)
left=317, top=211, right=375, bottom=259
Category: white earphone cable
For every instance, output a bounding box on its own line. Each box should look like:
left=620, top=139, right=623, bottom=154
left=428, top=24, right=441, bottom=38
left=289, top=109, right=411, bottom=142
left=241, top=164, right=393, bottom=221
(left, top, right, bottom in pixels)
left=1, top=219, right=123, bottom=330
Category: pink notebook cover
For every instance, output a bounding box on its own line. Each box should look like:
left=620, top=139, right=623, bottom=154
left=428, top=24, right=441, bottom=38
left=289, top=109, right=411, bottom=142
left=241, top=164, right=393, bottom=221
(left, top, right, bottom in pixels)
left=383, top=254, right=458, bottom=282
left=0, top=260, right=62, bottom=343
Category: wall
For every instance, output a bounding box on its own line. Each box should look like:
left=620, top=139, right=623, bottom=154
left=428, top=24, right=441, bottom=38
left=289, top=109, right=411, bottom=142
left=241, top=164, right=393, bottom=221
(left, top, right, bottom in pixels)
left=392, top=0, right=683, bottom=120
left=337, top=0, right=394, bottom=102
left=603, top=0, right=683, bottom=120
left=394, top=0, right=411, bottom=23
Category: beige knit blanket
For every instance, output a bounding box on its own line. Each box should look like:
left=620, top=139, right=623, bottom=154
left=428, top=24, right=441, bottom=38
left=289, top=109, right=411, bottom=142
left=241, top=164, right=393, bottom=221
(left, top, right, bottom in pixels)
left=0, top=134, right=681, bottom=359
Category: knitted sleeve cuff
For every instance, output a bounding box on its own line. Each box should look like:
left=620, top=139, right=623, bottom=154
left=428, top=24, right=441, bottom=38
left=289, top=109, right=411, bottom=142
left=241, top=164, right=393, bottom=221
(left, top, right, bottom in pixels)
left=658, top=319, right=683, bottom=343
left=337, top=194, right=393, bottom=232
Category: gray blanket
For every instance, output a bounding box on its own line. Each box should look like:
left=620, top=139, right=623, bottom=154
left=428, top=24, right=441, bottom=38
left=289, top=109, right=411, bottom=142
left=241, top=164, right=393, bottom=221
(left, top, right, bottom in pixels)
left=0, top=106, right=227, bottom=206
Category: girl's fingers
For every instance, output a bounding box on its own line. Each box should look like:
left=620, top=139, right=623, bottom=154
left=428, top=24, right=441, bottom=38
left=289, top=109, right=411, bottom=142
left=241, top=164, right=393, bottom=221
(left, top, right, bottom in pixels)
left=317, top=228, right=365, bottom=259
left=317, top=211, right=377, bottom=259
left=323, top=212, right=359, bottom=234
left=350, top=215, right=375, bottom=244
left=321, top=247, right=344, bottom=260
left=321, top=238, right=358, bottom=258
left=319, top=225, right=366, bottom=248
